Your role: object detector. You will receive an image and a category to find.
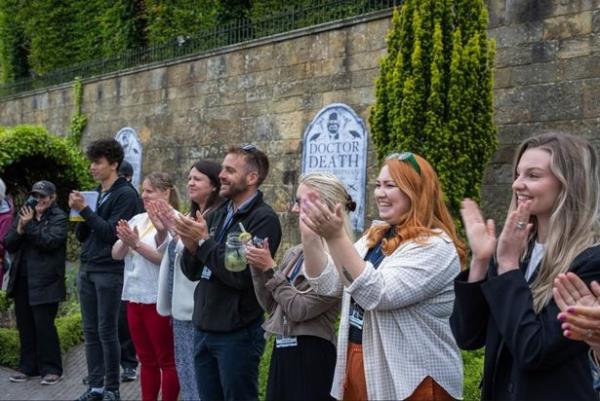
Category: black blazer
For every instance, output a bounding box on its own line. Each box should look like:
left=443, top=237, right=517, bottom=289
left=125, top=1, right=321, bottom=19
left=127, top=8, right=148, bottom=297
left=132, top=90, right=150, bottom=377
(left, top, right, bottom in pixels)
left=450, top=245, right=600, bottom=401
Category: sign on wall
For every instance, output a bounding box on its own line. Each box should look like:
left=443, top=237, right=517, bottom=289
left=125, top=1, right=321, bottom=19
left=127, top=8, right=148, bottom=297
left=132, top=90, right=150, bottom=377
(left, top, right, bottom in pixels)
left=115, top=127, right=143, bottom=190
left=301, top=103, right=368, bottom=232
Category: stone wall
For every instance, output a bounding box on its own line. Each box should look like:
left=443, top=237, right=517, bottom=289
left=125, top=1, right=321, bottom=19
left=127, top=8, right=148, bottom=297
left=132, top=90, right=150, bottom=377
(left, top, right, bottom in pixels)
left=484, top=0, right=600, bottom=221
left=0, top=12, right=390, bottom=246
left=0, top=2, right=599, bottom=246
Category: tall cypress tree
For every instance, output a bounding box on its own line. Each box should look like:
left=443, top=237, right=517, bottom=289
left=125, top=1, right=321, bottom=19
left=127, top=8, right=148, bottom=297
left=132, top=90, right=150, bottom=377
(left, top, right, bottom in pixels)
left=370, top=0, right=497, bottom=216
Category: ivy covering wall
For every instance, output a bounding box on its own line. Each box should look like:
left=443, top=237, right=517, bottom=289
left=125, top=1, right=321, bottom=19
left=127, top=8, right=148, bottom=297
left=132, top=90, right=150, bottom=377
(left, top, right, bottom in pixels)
left=0, top=0, right=380, bottom=84
left=0, top=0, right=254, bottom=82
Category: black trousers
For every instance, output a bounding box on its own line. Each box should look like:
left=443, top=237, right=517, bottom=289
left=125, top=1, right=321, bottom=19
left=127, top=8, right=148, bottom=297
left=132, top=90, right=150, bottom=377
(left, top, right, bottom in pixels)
left=266, top=335, right=336, bottom=401
left=119, top=300, right=138, bottom=370
left=78, top=270, right=123, bottom=391
left=13, top=275, right=62, bottom=376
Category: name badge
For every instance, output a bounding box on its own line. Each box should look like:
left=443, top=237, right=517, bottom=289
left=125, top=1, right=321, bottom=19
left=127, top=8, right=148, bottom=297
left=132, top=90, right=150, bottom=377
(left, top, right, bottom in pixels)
left=201, top=266, right=212, bottom=280
left=349, top=303, right=364, bottom=330
left=275, top=335, right=298, bottom=348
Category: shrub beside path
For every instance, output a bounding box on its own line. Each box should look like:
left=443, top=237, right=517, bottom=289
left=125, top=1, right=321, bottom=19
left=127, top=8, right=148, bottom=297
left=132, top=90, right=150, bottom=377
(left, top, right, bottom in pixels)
left=0, top=344, right=140, bottom=400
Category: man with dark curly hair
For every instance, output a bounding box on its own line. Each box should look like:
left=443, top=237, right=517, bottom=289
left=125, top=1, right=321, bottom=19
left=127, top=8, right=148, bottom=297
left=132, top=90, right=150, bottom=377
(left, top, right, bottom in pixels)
left=69, top=139, right=140, bottom=401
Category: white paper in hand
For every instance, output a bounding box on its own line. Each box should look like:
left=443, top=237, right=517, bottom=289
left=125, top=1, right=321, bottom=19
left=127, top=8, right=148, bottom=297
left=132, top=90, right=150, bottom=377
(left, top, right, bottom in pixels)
left=69, top=191, right=99, bottom=222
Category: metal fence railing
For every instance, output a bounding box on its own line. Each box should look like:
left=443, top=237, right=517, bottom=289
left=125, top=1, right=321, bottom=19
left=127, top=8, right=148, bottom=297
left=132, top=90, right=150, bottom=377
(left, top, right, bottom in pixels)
left=0, top=0, right=398, bottom=98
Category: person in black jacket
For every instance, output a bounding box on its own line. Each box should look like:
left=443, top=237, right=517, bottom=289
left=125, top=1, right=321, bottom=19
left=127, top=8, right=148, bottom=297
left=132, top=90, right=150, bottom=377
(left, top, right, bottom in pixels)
left=176, top=144, right=282, bottom=401
left=69, top=139, right=139, bottom=401
left=5, top=180, right=67, bottom=386
left=450, top=132, right=600, bottom=401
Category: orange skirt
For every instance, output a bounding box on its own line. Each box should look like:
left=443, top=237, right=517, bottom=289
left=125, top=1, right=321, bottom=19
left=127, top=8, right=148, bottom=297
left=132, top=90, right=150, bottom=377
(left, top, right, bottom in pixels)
left=405, top=376, right=455, bottom=401
left=343, top=343, right=368, bottom=401
left=343, top=343, right=454, bottom=401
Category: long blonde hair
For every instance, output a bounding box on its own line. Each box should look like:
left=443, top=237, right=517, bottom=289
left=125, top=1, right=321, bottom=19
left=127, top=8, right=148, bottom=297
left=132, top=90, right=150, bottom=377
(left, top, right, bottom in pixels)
left=511, top=133, right=600, bottom=312
left=299, top=172, right=355, bottom=241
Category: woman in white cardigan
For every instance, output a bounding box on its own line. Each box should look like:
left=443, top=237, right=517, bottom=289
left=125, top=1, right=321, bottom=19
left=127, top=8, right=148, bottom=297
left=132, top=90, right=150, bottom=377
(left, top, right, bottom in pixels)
left=300, top=152, right=465, bottom=400
left=155, top=160, right=224, bottom=401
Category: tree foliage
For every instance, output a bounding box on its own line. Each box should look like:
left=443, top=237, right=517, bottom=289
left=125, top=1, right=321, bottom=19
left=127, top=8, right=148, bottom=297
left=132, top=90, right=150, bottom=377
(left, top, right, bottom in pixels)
left=370, top=0, right=497, bottom=217
left=0, top=0, right=250, bottom=80
left=144, top=0, right=220, bottom=45
left=0, top=0, right=29, bottom=83
left=0, top=125, right=93, bottom=210
left=0, top=0, right=380, bottom=81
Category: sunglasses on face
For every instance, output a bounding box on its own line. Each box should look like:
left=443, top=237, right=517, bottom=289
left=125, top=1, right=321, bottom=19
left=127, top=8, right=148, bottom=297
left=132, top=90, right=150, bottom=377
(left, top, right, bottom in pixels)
left=385, top=151, right=421, bottom=175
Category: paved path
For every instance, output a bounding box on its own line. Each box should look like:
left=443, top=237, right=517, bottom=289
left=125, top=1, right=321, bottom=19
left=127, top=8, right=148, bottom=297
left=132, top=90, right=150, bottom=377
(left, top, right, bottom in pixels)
left=0, top=344, right=140, bottom=400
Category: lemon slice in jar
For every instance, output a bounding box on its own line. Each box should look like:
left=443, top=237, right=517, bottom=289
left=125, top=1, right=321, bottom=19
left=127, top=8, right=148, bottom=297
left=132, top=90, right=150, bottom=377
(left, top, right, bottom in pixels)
left=239, top=232, right=252, bottom=242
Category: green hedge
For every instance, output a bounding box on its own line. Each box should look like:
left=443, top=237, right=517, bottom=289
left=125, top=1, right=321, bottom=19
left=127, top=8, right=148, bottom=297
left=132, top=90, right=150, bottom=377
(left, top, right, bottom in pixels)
left=0, top=326, right=19, bottom=367
left=463, top=349, right=484, bottom=400
left=0, top=311, right=83, bottom=368
left=0, top=124, right=93, bottom=210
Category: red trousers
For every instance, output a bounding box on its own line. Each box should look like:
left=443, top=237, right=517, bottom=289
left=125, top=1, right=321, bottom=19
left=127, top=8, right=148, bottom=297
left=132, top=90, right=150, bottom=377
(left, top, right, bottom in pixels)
left=127, top=302, right=179, bottom=401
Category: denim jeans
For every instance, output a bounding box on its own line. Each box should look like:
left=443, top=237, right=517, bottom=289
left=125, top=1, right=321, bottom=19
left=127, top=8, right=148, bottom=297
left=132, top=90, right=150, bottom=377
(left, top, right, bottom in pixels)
left=78, top=270, right=123, bottom=391
left=194, top=317, right=265, bottom=401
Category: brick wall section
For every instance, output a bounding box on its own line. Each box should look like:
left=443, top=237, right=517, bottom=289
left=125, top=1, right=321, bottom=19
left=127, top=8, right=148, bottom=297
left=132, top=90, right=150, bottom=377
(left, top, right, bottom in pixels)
left=0, top=2, right=599, bottom=246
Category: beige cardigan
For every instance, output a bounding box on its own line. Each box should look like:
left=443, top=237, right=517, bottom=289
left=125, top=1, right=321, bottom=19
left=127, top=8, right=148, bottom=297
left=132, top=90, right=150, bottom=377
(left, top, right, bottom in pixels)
left=251, top=244, right=339, bottom=343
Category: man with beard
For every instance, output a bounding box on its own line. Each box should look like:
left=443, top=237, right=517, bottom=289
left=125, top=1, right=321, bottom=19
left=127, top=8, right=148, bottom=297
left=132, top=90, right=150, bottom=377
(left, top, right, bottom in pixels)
left=177, top=144, right=282, bottom=401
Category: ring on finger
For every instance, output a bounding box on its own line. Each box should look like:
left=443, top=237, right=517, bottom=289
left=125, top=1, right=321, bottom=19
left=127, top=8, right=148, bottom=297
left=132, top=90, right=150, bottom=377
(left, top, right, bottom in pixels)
left=588, top=329, right=594, bottom=339
left=516, top=221, right=526, bottom=230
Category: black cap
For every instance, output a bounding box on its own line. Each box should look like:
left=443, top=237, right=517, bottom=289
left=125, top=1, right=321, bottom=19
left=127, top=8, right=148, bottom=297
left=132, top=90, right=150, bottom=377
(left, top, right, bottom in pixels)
left=118, top=160, right=134, bottom=178
left=30, top=180, right=56, bottom=197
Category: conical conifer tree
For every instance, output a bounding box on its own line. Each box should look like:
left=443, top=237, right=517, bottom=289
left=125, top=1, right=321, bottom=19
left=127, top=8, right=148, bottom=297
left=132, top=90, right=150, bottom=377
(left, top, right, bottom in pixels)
left=370, top=0, right=497, bottom=217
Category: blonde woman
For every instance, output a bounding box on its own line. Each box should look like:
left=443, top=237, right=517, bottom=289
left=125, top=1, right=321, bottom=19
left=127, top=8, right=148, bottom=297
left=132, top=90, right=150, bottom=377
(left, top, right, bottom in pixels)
left=451, top=132, right=600, bottom=400
left=246, top=173, right=347, bottom=401
left=112, top=172, right=180, bottom=401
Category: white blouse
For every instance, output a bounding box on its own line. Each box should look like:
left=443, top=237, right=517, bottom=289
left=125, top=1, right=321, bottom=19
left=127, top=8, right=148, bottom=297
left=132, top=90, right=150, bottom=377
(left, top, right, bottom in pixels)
left=121, top=213, right=166, bottom=304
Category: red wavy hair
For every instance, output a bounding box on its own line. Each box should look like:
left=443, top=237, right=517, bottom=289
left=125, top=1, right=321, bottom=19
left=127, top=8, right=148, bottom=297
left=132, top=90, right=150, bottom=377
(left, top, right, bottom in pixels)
left=366, top=154, right=466, bottom=267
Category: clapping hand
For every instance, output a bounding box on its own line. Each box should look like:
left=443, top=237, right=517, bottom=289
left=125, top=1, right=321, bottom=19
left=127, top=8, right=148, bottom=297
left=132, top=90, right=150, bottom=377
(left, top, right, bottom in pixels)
left=553, top=272, right=600, bottom=349
left=299, top=190, right=345, bottom=240
left=173, top=211, right=208, bottom=253
left=154, top=199, right=177, bottom=234
left=147, top=199, right=174, bottom=234
left=460, top=199, right=497, bottom=263
left=116, top=219, right=140, bottom=250
left=496, top=201, right=533, bottom=274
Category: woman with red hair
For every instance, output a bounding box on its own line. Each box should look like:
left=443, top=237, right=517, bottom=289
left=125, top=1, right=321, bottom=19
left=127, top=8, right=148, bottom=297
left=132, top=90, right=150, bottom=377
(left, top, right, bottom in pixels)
left=300, top=152, right=465, bottom=400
